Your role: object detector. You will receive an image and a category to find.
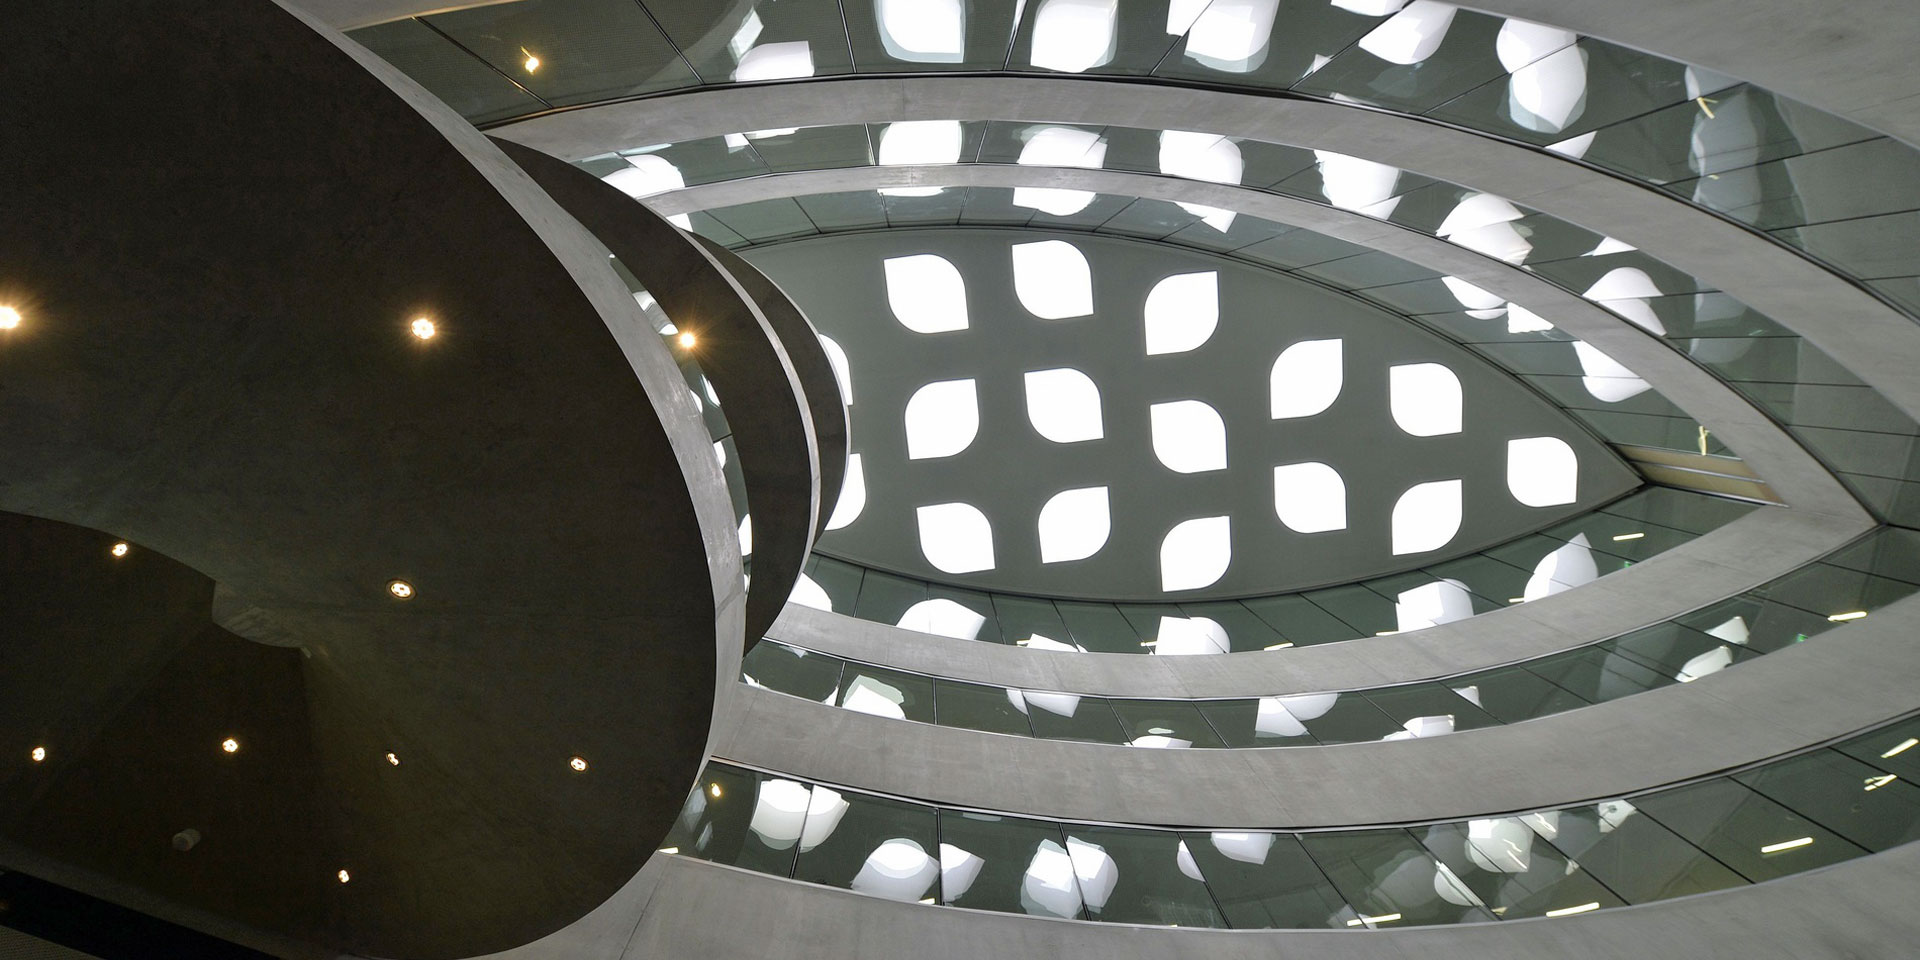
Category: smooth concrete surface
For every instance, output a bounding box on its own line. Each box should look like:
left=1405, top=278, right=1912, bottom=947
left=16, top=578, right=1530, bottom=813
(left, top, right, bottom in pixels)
left=496, top=77, right=1920, bottom=428
left=725, top=588, right=1920, bottom=827
left=656, top=163, right=1863, bottom=523
left=769, top=505, right=1862, bottom=699
left=613, top=844, right=1920, bottom=960
left=492, top=137, right=819, bottom=648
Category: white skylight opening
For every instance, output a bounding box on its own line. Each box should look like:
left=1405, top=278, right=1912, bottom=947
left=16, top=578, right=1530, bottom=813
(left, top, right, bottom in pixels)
left=1029, top=366, right=1105, bottom=441
left=883, top=254, right=969, bottom=333
left=1389, top=363, right=1463, bottom=436
left=1313, top=151, right=1402, bottom=216
left=733, top=41, right=816, bottom=81
left=1522, top=533, right=1597, bottom=600
left=1013, top=188, right=1097, bottom=216
left=1038, top=486, right=1111, bottom=563
left=602, top=154, right=685, bottom=199
left=1273, top=461, right=1348, bottom=533
left=876, top=0, right=965, bottom=63
left=1160, top=516, right=1232, bottom=591
left=1150, top=400, right=1228, bottom=473
left=1017, top=126, right=1108, bottom=168
left=916, top=502, right=996, bottom=574
left=1175, top=0, right=1280, bottom=72
left=903, top=379, right=980, bottom=459
left=1573, top=341, right=1652, bottom=402
left=1582, top=267, right=1667, bottom=335
left=896, top=599, right=987, bottom=640
left=789, top=573, right=833, bottom=612
left=1357, top=0, right=1458, bottom=65
left=1023, top=368, right=1105, bottom=443
left=1269, top=339, right=1343, bottom=419
left=1153, top=615, right=1230, bottom=655
left=1144, top=272, right=1220, bottom=355
left=1159, top=130, right=1244, bottom=186
left=1011, top=240, right=1094, bottom=319
left=1507, top=436, right=1579, bottom=507
left=1395, top=579, right=1474, bottom=631
left=818, top=334, right=853, bottom=405
left=1391, top=479, right=1464, bottom=555
left=826, top=453, right=867, bottom=530
left=1029, top=0, right=1119, bottom=73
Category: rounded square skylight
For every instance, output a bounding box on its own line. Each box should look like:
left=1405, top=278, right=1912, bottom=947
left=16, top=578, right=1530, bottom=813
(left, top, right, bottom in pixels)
left=1159, top=130, right=1244, bottom=186
left=1024, top=368, right=1105, bottom=443
left=883, top=254, right=969, bottom=333
left=904, top=379, right=980, bottom=459
left=1011, top=240, right=1094, bottom=319
left=1390, top=479, right=1463, bottom=555
left=876, top=0, right=965, bottom=63
left=1144, top=272, right=1219, bottom=355
left=1389, top=362, right=1463, bottom=436
left=915, top=502, right=996, bottom=574
left=826, top=453, right=866, bottom=530
left=1150, top=400, right=1227, bottom=473
left=1029, top=0, right=1118, bottom=73
left=1507, top=436, right=1579, bottom=506
left=878, top=120, right=963, bottom=166
left=1269, top=339, right=1343, bottom=419
left=1272, top=461, right=1348, bottom=533
left=1038, top=486, right=1111, bottom=563
left=1159, top=516, right=1231, bottom=590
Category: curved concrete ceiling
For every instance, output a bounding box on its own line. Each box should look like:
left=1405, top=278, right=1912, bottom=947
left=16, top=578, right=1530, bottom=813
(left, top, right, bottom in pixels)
left=655, top=163, right=1864, bottom=522
left=493, top=76, right=1920, bottom=427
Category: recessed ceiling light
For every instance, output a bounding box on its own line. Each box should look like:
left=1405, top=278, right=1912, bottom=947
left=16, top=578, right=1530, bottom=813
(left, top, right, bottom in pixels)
left=1759, top=837, right=1813, bottom=854
left=1544, top=901, right=1601, bottom=917
left=678, top=331, right=697, bottom=349
left=337, top=869, right=351, bottom=883
left=410, top=317, right=436, bottom=340
left=1827, top=610, right=1867, bottom=622
left=708, top=782, right=723, bottom=798
left=220, top=738, right=240, bottom=754
left=1612, top=532, right=1645, bottom=541
left=110, top=542, right=130, bottom=557
left=29, top=746, right=46, bottom=762
left=0, top=306, right=19, bottom=330
left=1881, top=738, right=1917, bottom=758
left=569, top=756, right=589, bottom=772
left=385, top=752, right=400, bottom=766
left=520, top=47, right=540, bottom=72
left=387, top=580, right=415, bottom=600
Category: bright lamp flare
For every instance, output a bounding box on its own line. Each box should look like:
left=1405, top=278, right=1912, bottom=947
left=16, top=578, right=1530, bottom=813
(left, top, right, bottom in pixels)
left=410, top=317, right=436, bottom=340
left=570, top=756, right=589, bottom=772
left=111, top=541, right=130, bottom=557
left=678, top=331, right=697, bottom=349
left=221, top=738, right=240, bottom=754
left=387, top=580, right=415, bottom=600
left=337, top=869, right=351, bottom=883
left=0, top=306, right=19, bottom=329
left=30, top=746, right=46, bottom=762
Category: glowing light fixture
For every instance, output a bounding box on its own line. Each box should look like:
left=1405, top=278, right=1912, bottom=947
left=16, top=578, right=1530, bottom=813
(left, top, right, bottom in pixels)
left=385, top=752, right=400, bottom=766
left=1346, top=912, right=1403, bottom=927
left=1865, top=775, right=1899, bottom=791
left=337, top=869, right=351, bottom=884
left=387, top=579, right=415, bottom=600
left=111, top=541, right=130, bottom=557
left=520, top=47, right=541, bottom=72
left=221, top=738, right=240, bottom=754
left=1759, top=837, right=1814, bottom=854
left=1029, top=0, right=1118, bottom=73
left=676, top=331, right=697, bottom=349
left=1827, top=610, right=1868, bottom=622
left=0, top=306, right=20, bottom=329
left=1612, top=532, right=1645, bottom=541
left=30, top=746, right=46, bottom=762
left=1269, top=339, right=1343, bottom=418
left=570, top=756, right=589, bottom=772
left=1272, top=461, right=1347, bottom=533
left=409, top=316, right=436, bottom=340
left=1545, top=901, right=1601, bottom=918
left=1883, top=738, right=1918, bottom=758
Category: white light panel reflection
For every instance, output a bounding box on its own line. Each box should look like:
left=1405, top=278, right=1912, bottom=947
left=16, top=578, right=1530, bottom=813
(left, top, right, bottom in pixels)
left=1037, top=486, right=1111, bottom=563
left=1389, top=363, right=1463, bottom=436
left=884, top=255, right=969, bottom=333
left=1395, top=579, right=1474, bottom=631
left=1011, top=240, right=1094, bottom=319
left=1270, top=339, right=1343, bottom=419
left=1029, top=0, right=1118, bottom=73
left=733, top=41, right=815, bottom=81
left=1021, top=840, right=1082, bottom=917
left=1313, top=151, right=1402, bottom=216
left=939, top=843, right=985, bottom=902
left=896, top=599, right=988, bottom=639
left=1172, top=0, right=1280, bottom=72
left=840, top=674, right=908, bottom=719
left=1159, top=516, right=1232, bottom=591
left=1014, top=126, right=1106, bottom=215
left=1150, top=400, right=1227, bottom=473
left=1024, top=368, right=1104, bottom=442
left=1154, top=616, right=1230, bottom=655
left=1144, top=272, right=1219, bottom=355
left=916, top=502, right=996, bottom=573
left=827, top=453, right=867, bottom=530
left=876, top=0, right=965, bottom=63
left=818, top=334, right=852, bottom=404
left=1522, top=533, right=1597, bottom=600
left=1066, top=838, right=1119, bottom=912
left=1357, top=0, right=1457, bottom=64
left=878, top=121, right=962, bottom=196
left=1582, top=267, right=1667, bottom=335
left=1437, top=193, right=1532, bottom=264
left=737, top=514, right=753, bottom=558
left=1507, top=436, right=1579, bottom=506
left=788, top=573, right=833, bottom=612
left=1159, top=131, right=1244, bottom=186
left=851, top=838, right=940, bottom=901
left=1391, top=479, right=1463, bottom=555
left=1254, top=692, right=1337, bottom=738
left=1440, top=275, right=1507, bottom=320
left=1272, top=461, right=1348, bottom=534
left=1572, top=341, right=1652, bottom=402
left=1498, top=19, right=1587, bottom=134
left=602, top=154, right=684, bottom=199
left=903, top=379, right=979, bottom=459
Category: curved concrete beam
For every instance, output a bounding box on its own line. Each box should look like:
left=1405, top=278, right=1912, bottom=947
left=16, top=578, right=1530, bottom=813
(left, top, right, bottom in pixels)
left=653, top=163, right=1863, bottom=523
left=490, top=138, right=819, bottom=649
left=727, top=591, right=1920, bottom=827
left=495, top=77, right=1920, bottom=427
left=688, top=235, right=850, bottom=540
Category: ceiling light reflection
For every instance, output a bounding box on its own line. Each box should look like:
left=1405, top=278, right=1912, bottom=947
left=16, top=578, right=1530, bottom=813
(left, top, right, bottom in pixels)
left=1882, top=738, right=1917, bottom=758
left=1759, top=837, right=1814, bottom=854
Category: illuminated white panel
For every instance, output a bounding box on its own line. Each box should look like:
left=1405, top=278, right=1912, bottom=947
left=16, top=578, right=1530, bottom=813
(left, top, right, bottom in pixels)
left=1440, top=275, right=1506, bottom=319
left=939, top=843, right=986, bottom=903
left=1437, top=193, right=1523, bottom=238
left=879, top=120, right=963, bottom=166
left=1395, top=579, right=1474, bottom=631
left=1507, top=43, right=1588, bottom=133
left=1030, top=0, right=1118, bottom=73
left=1357, top=0, right=1457, bottom=64
left=1389, top=363, right=1463, bottom=436
left=1391, top=479, right=1463, bottom=555
left=1210, top=832, right=1275, bottom=865
left=1495, top=18, right=1576, bottom=68
left=1023, top=368, right=1103, bottom=442
left=916, top=502, right=995, bottom=573
left=1382, top=715, right=1455, bottom=740
left=1020, top=840, right=1083, bottom=918
left=1132, top=734, right=1195, bottom=749
left=1506, top=302, right=1554, bottom=333
left=1573, top=341, right=1652, bottom=402
left=1013, top=188, right=1098, bottom=216
left=826, top=453, right=866, bottom=530
left=1677, top=646, right=1734, bottom=683
left=1012, top=240, right=1094, bottom=319
left=1160, top=516, right=1232, bottom=591
left=1179, top=0, right=1281, bottom=72
left=728, top=9, right=764, bottom=58
left=1175, top=203, right=1239, bottom=232
left=713, top=440, right=726, bottom=469
left=1154, top=616, right=1229, bottom=656
left=1272, top=461, right=1347, bottom=533
left=1144, top=272, right=1219, bottom=355
left=602, top=154, right=684, bottom=199
left=840, top=674, right=907, bottom=720
left=1334, top=0, right=1410, bottom=12
left=1507, top=436, right=1579, bottom=506
left=733, top=41, right=815, bottom=81
left=904, top=379, right=979, bottom=459
left=1466, top=818, right=1538, bottom=873
left=1582, top=267, right=1666, bottom=334
left=799, top=787, right=850, bottom=852
left=850, top=839, right=939, bottom=902
left=789, top=573, right=833, bottom=612
left=883, top=255, right=969, bottom=333
left=1547, top=130, right=1597, bottom=159
left=1269, top=339, right=1343, bottom=419
left=738, top=514, right=753, bottom=558
left=877, top=0, right=965, bottom=63
left=1018, top=126, right=1109, bottom=167
left=1019, top=636, right=1085, bottom=654
left=748, top=779, right=810, bottom=849
left=1587, top=236, right=1636, bottom=256
left=1449, top=221, right=1533, bottom=263
left=1160, top=130, right=1244, bottom=186
left=1037, top=486, right=1111, bottom=563
left=1522, top=533, right=1597, bottom=600
left=1313, top=151, right=1402, bottom=215
left=1066, top=838, right=1119, bottom=912
left=1150, top=400, right=1227, bottom=473
left=818, top=334, right=852, bottom=404
left=896, top=599, right=988, bottom=640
